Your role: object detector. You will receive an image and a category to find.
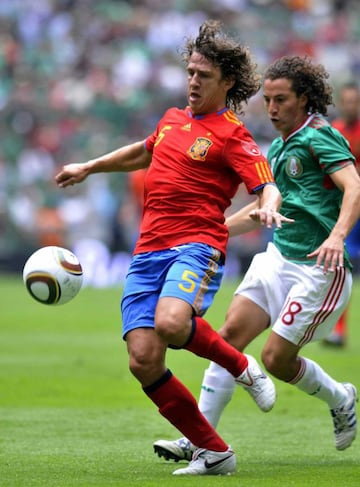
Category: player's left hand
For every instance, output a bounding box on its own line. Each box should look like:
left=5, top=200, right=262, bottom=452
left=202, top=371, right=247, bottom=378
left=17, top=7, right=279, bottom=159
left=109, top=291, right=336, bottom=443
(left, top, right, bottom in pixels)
left=249, top=208, right=295, bottom=229
left=307, top=236, right=344, bottom=274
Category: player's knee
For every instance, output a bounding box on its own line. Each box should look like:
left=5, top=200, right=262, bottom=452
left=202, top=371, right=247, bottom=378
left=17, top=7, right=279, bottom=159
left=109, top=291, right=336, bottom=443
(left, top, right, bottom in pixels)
left=155, top=319, right=179, bottom=343
left=155, top=298, right=193, bottom=346
left=129, top=360, right=163, bottom=385
left=128, top=347, right=162, bottom=384
left=261, top=346, right=297, bottom=381
left=155, top=312, right=188, bottom=345
left=218, top=318, right=244, bottom=350
left=129, top=351, right=148, bottom=380
left=261, top=346, right=282, bottom=378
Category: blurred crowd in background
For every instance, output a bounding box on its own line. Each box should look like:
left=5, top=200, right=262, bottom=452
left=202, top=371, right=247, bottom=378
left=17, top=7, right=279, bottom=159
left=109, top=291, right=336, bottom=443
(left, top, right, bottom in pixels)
left=1, top=0, right=360, bottom=285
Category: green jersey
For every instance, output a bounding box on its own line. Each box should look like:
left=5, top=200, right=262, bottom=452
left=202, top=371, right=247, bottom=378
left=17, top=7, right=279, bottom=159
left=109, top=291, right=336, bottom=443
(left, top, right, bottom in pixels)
left=269, top=114, right=355, bottom=267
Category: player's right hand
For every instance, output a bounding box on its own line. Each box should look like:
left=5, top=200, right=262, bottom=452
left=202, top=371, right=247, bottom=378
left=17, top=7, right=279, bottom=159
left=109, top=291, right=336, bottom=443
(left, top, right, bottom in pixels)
left=55, top=163, right=90, bottom=188
left=249, top=208, right=295, bottom=228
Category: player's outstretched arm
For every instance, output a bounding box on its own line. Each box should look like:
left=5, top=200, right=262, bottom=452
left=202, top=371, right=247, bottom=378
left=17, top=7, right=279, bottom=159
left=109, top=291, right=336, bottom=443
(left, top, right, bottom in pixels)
left=55, top=140, right=151, bottom=188
left=226, top=200, right=259, bottom=237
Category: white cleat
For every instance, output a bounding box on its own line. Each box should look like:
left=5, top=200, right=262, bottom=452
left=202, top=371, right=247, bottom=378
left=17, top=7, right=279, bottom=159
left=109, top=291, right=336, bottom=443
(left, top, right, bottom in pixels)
left=153, top=437, right=195, bottom=462
left=331, top=382, right=358, bottom=450
left=172, top=447, right=236, bottom=476
left=235, top=354, right=276, bottom=412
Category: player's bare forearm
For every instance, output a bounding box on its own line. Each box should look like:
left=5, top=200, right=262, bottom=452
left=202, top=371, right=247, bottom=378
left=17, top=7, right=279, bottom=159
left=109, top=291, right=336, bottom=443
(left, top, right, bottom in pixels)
left=89, top=141, right=151, bottom=173
left=55, top=140, right=151, bottom=188
left=226, top=200, right=259, bottom=237
left=258, top=183, right=282, bottom=213
left=226, top=184, right=294, bottom=237
left=253, top=184, right=294, bottom=229
left=226, top=182, right=282, bottom=236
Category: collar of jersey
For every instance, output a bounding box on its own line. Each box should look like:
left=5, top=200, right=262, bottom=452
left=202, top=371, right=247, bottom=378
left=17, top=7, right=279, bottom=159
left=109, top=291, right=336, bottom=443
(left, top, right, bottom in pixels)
left=187, top=106, right=229, bottom=120
left=283, top=113, right=317, bottom=142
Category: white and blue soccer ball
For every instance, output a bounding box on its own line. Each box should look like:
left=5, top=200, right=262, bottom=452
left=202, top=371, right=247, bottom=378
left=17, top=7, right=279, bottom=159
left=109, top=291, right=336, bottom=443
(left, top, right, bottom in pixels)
left=23, top=246, right=83, bottom=305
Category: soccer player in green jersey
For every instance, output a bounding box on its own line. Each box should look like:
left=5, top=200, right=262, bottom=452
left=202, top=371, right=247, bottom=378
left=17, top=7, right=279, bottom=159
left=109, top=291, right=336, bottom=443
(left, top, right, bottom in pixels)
left=154, top=55, right=360, bottom=462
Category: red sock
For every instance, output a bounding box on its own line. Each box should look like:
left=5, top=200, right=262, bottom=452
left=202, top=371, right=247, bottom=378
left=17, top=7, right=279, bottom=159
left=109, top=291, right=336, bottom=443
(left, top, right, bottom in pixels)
left=184, top=316, right=248, bottom=377
left=144, top=370, right=228, bottom=452
left=334, top=309, right=347, bottom=335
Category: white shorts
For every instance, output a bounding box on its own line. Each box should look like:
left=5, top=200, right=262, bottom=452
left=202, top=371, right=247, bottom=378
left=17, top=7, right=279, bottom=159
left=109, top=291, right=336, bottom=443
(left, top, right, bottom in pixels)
left=235, top=242, right=352, bottom=346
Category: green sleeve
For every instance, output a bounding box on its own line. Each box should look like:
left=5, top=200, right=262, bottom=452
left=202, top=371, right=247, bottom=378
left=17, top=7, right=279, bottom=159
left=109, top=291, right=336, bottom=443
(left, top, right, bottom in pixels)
left=310, top=126, right=355, bottom=174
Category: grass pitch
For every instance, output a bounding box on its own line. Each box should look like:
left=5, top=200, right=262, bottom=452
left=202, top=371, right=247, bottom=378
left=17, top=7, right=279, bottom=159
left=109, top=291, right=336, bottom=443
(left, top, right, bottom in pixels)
left=1, top=274, right=360, bottom=486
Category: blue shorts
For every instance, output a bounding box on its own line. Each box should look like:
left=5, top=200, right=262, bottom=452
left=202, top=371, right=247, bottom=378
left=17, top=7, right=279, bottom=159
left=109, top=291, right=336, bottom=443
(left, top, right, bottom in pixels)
left=121, top=243, right=224, bottom=339
left=346, top=219, right=360, bottom=259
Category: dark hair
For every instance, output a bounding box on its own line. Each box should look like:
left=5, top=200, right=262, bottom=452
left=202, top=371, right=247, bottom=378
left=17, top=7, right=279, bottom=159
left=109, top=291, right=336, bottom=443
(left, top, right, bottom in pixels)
left=264, top=55, right=334, bottom=115
left=181, top=20, right=261, bottom=114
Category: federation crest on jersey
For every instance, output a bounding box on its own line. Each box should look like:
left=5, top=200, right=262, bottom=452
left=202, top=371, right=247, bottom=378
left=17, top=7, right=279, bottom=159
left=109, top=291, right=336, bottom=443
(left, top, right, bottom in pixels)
left=241, top=140, right=262, bottom=156
left=188, top=137, right=213, bottom=161
left=285, top=156, right=303, bottom=178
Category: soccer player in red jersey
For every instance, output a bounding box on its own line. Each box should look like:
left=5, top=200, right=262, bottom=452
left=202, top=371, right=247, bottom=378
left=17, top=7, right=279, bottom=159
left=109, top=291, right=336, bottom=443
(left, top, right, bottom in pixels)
left=55, top=21, right=290, bottom=476
left=324, top=82, right=360, bottom=347
left=332, top=83, right=360, bottom=166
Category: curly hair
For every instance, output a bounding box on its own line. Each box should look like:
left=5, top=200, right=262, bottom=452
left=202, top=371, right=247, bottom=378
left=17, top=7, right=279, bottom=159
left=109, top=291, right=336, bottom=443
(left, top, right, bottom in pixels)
left=181, top=20, right=261, bottom=114
left=264, top=55, right=334, bottom=116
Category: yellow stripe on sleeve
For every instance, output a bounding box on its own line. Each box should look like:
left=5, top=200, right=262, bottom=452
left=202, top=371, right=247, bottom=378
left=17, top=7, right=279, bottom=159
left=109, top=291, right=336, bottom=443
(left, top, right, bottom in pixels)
left=256, top=161, right=274, bottom=183
left=223, top=111, right=242, bottom=125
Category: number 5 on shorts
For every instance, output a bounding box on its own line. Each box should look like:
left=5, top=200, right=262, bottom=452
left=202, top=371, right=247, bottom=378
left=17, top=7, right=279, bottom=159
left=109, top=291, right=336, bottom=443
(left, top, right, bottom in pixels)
left=179, top=270, right=199, bottom=293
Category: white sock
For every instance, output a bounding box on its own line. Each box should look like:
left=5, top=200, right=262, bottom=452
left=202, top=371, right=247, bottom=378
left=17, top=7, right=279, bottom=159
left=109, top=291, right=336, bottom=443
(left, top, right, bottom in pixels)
left=289, top=357, right=348, bottom=409
left=198, top=361, right=236, bottom=428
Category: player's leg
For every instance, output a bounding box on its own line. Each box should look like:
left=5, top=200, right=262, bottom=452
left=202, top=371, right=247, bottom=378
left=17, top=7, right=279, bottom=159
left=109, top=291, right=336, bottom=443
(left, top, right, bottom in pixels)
left=154, top=244, right=245, bottom=375
left=157, top=243, right=275, bottom=403
left=123, top=247, right=236, bottom=475
left=156, top=291, right=272, bottom=411
left=263, top=264, right=357, bottom=450
left=126, top=328, right=227, bottom=447
left=154, top=243, right=269, bottom=383
left=197, top=243, right=286, bottom=419
left=198, top=294, right=271, bottom=429
left=126, top=328, right=235, bottom=475
left=154, top=245, right=278, bottom=462
left=157, top=297, right=271, bottom=462
left=262, top=331, right=357, bottom=450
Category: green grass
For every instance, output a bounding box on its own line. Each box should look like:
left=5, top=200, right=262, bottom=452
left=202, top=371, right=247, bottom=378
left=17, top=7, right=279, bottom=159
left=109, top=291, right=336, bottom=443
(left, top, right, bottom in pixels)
left=1, top=274, right=360, bottom=486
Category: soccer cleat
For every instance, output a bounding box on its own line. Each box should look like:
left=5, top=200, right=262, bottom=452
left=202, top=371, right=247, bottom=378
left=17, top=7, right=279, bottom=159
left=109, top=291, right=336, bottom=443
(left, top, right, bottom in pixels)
left=322, top=332, right=346, bottom=348
left=331, top=382, right=358, bottom=450
left=153, top=437, right=196, bottom=462
left=172, top=447, right=236, bottom=475
left=235, top=354, right=276, bottom=412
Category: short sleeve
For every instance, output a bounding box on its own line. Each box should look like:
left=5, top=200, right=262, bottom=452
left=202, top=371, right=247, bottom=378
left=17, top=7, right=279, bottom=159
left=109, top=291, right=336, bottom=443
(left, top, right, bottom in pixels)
left=310, top=126, right=355, bottom=174
left=224, top=126, right=274, bottom=194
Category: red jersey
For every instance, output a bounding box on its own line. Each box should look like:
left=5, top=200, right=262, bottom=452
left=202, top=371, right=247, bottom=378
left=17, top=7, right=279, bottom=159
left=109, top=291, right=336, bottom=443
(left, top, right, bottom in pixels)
left=134, top=106, right=274, bottom=255
left=332, top=118, right=360, bottom=169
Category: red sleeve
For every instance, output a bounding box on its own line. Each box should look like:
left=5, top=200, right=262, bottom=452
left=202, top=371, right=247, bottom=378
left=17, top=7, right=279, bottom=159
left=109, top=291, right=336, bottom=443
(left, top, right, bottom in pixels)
left=224, top=126, right=274, bottom=194
left=145, top=110, right=172, bottom=153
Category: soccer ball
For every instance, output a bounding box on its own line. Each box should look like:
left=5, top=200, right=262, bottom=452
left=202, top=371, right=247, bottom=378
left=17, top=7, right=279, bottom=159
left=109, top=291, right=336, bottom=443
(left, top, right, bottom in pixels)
left=23, top=246, right=83, bottom=305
